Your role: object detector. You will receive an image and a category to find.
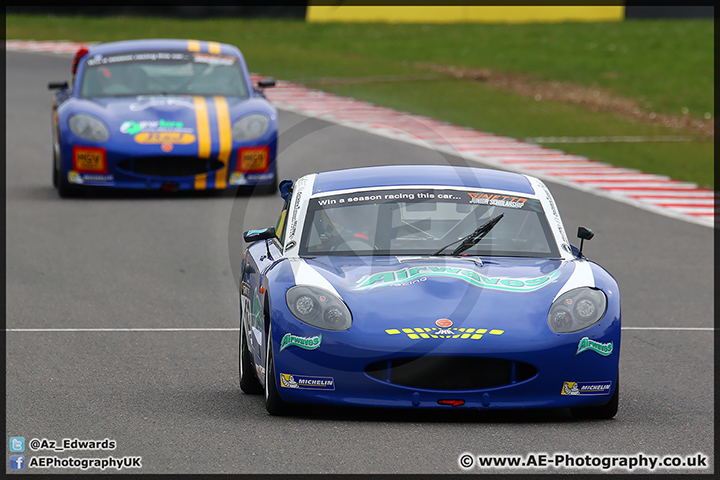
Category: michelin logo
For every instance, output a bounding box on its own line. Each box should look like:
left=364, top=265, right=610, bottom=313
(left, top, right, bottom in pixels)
left=280, top=373, right=335, bottom=390
left=561, top=381, right=612, bottom=396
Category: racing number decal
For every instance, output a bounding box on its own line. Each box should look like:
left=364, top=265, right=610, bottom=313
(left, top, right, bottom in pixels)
left=238, top=146, right=269, bottom=172
left=73, top=146, right=107, bottom=173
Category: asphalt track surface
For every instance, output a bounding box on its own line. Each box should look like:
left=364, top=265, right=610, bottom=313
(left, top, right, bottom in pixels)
left=5, top=50, right=714, bottom=475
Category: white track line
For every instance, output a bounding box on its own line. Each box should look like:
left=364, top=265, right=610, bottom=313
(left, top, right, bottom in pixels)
left=7, top=40, right=714, bottom=228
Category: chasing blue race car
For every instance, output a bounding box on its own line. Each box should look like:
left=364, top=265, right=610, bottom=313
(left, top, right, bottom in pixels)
left=48, top=39, right=278, bottom=197
left=240, top=165, right=620, bottom=419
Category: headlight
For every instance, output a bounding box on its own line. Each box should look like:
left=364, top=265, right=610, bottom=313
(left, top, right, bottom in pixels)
left=232, top=114, right=270, bottom=141
left=68, top=114, right=110, bottom=142
left=547, top=287, right=607, bottom=333
left=286, top=285, right=352, bottom=331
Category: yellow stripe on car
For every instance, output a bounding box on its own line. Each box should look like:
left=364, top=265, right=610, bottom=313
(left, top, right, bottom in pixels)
left=208, top=42, right=222, bottom=54
left=213, top=96, right=231, bottom=189
left=193, top=96, right=211, bottom=190
left=187, top=40, right=201, bottom=52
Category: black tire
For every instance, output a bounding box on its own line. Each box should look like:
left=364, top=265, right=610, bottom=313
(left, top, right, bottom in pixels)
left=571, top=375, right=619, bottom=420
left=239, top=322, right=263, bottom=394
left=264, top=326, right=291, bottom=415
left=52, top=151, right=58, bottom=188
left=56, top=168, right=82, bottom=198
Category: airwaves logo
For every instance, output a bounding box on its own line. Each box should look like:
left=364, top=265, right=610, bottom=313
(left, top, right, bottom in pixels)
left=280, top=333, right=322, bottom=352
left=355, top=267, right=561, bottom=292
left=575, top=337, right=613, bottom=356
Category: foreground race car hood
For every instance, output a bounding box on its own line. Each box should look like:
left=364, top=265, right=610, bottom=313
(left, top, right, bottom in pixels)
left=285, top=255, right=596, bottom=339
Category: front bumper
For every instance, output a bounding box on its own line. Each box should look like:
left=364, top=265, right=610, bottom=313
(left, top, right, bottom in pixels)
left=270, top=317, right=620, bottom=410
left=59, top=138, right=277, bottom=191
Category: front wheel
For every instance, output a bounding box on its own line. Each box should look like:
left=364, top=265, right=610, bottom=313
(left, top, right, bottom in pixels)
left=239, top=321, right=262, bottom=394
left=56, top=168, right=82, bottom=198
left=570, top=375, right=619, bottom=419
left=264, top=326, right=291, bottom=415
left=52, top=150, right=58, bottom=188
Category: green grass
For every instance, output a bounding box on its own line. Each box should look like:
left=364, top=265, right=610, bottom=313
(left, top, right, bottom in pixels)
left=6, top=14, right=714, bottom=188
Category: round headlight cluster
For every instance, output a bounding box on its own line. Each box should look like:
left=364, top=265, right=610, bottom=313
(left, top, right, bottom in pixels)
left=548, top=287, right=607, bottom=333
left=68, top=114, right=109, bottom=142
left=232, top=113, right=270, bottom=141
left=286, top=285, right=352, bottom=331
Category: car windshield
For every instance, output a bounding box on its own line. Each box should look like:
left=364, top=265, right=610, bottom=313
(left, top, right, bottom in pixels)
left=79, top=50, right=248, bottom=97
left=299, top=188, right=561, bottom=258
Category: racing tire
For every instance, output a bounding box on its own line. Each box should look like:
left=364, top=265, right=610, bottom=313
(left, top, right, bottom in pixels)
left=52, top=151, right=58, bottom=188
left=239, top=321, right=263, bottom=394
left=264, top=326, right=291, bottom=416
left=56, top=166, right=82, bottom=198
left=570, top=375, right=619, bottom=420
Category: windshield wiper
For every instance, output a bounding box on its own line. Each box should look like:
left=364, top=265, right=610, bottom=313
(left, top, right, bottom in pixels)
left=431, top=213, right=504, bottom=256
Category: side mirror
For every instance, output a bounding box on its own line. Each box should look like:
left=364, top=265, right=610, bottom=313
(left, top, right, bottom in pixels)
left=577, top=226, right=594, bottom=257
left=243, top=227, right=276, bottom=243
left=257, top=78, right=276, bottom=88
left=279, top=179, right=293, bottom=202
left=48, top=81, right=69, bottom=90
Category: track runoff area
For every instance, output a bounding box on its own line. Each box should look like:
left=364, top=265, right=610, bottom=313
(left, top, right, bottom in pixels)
left=7, top=39, right=713, bottom=228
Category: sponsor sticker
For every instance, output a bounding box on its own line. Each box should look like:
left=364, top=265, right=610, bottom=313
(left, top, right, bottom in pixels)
left=229, top=172, right=246, bottom=185
left=280, top=373, right=335, bottom=390
left=561, top=381, right=612, bottom=396
left=245, top=172, right=275, bottom=182
left=238, top=146, right=269, bottom=172
left=467, top=192, right=528, bottom=209
left=81, top=173, right=113, bottom=184
left=279, top=333, right=322, bottom=352
left=192, top=53, right=236, bottom=65
left=120, top=119, right=191, bottom=135
left=576, top=337, right=614, bottom=356
left=129, top=96, right=195, bottom=111
left=68, top=171, right=83, bottom=184
left=86, top=51, right=189, bottom=66
left=385, top=325, right=504, bottom=340
left=230, top=172, right=275, bottom=185
left=355, top=266, right=561, bottom=292
left=73, top=146, right=107, bottom=173
left=133, top=132, right=196, bottom=145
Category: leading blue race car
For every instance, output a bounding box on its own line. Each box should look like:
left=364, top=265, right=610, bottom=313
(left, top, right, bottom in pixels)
left=240, top=165, right=620, bottom=419
left=48, top=39, right=278, bottom=197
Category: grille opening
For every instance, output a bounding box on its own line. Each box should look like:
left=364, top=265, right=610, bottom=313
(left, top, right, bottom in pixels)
left=116, top=157, right=224, bottom=177
left=365, top=356, right=537, bottom=390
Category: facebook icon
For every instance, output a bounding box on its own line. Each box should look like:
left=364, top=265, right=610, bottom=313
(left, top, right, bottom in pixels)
left=10, top=455, right=25, bottom=470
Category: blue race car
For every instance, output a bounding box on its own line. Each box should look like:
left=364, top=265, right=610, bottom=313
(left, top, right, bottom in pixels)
left=48, top=39, right=278, bottom=197
left=240, top=165, right=620, bottom=419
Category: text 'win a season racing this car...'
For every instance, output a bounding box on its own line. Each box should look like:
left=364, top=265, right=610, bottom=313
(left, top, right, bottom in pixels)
left=240, top=165, right=620, bottom=419
left=48, top=39, right=278, bottom=197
